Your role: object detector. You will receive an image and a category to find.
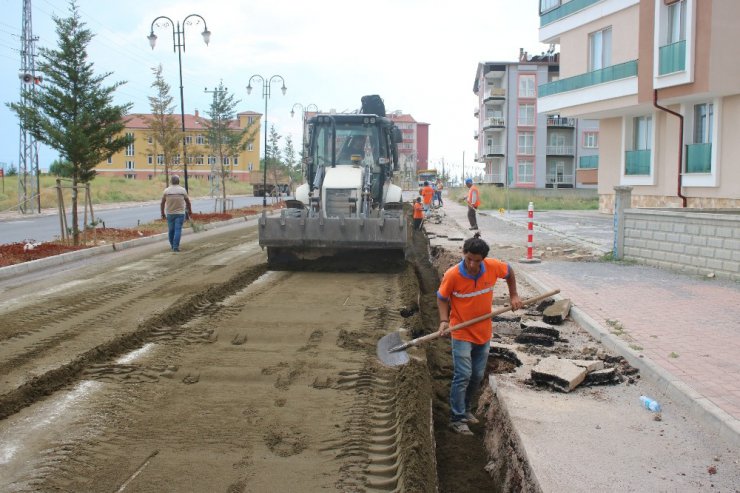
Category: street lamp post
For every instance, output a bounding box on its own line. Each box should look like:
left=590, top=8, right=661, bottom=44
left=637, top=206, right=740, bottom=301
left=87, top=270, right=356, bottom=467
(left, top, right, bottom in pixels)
left=246, top=75, right=287, bottom=207
left=147, top=14, right=211, bottom=192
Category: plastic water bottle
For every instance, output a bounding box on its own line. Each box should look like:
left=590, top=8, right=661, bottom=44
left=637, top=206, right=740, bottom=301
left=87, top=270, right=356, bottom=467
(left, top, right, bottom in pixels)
left=640, top=395, right=662, bottom=412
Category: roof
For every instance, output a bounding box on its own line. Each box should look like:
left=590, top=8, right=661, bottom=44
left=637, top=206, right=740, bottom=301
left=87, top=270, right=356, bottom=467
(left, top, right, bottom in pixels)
left=123, top=111, right=260, bottom=131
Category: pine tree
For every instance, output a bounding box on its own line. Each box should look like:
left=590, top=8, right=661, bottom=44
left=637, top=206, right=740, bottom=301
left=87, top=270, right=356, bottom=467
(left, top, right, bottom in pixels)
left=8, top=1, right=132, bottom=244
left=145, top=64, right=181, bottom=183
left=204, top=82, right=256, bottom=212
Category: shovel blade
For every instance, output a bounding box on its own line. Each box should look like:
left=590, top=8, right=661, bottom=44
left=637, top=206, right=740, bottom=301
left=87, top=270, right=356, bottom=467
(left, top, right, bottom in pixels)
left=376, top=332, right=410, bottom=367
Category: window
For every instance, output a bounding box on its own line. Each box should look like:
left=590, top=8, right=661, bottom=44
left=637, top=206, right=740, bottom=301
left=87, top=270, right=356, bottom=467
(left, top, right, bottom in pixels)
left=125, top=160, right=134, bottom=170
left=196, top=134, right=205, bottom=145
left=248, top=116, right=255, bottom=124
left=518, top=104, right=535, bottom=126
left=208, top=155, right=216, bottom=165
left=223, top=157, right=230, bottom=165
left=195, top=155, right=204, bottom=165
left=247, top=143, right=254, bottom=151
left=124, top=174, right=136, bottom=179
left=517, top=159, right=534, bottom=183
left=125, top=132, right=134, bottom=156
left=667, top=0, right=686, bottom=44
left=157, top=154, right=164, bottom=165
left=107, top=156, right=112, bottom=164
left=633, top=116, right=652, bottom=150
left=589, top=27, right=612, bottom=71
left=233, top=156, right=239, bottom=165
left=147, top=135, right=153, bottom=144
left=693, top=103, right=713, bottom=144
left=517, top=132, right=534, bottom=155
left=583, top=131, right=599, bottom=148
left=147, top=155, right=153, bottom=165
left=248, top=162, right=254, bottom=171
left=518, top=75, right=536, bottom=98
left=540, top=0, right=559, bottom=13
left=185, top=135, right=192, bottom=145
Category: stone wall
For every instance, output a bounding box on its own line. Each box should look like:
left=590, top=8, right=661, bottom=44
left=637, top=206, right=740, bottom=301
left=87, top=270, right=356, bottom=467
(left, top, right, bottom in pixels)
left=623, top=209, right=740, bottom=281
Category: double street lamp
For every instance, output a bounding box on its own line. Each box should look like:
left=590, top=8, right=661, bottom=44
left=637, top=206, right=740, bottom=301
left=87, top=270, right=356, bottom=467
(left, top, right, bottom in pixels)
left=246, top=75, right=287, bottom=207
left=147, top=14, right=211, bottom=192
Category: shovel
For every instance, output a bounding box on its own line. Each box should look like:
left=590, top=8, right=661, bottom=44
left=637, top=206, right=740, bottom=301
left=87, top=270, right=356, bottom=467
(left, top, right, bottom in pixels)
left=376, top=289, right=560, bottom=367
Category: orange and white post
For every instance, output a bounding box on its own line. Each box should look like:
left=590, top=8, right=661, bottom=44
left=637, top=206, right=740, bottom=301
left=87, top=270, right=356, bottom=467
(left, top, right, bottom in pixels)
left=519, top=201, right=541, bottom=264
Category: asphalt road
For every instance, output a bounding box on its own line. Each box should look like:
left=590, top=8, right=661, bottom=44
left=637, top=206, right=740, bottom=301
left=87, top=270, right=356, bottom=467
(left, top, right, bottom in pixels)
left=0, top=195, right=267, bottom=244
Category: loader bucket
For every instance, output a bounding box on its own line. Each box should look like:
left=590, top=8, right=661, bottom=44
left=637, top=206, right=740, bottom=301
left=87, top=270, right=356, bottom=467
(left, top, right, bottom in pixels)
left=258, top=209, right=408, bottom=270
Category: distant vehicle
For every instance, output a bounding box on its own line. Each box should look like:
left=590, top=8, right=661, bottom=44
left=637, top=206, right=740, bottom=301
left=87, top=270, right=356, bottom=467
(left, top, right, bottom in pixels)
left=417, top=169, right=437, bottom=187
left=258, top=95, right=407, bottom=267
left=251, top=171, right=290, bottom=197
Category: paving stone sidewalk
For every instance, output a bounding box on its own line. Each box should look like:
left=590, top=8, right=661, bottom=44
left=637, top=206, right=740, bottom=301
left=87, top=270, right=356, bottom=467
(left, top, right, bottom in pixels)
left=432, top=198, right=740, bottom=444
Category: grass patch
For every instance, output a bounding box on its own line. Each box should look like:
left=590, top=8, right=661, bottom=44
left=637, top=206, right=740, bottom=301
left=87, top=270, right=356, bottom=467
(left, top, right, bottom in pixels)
left=446, top=186, right=598, bottom=211
left=1, top=174, right=255, bottom=213
left=669, top=352, right=680, bottom=358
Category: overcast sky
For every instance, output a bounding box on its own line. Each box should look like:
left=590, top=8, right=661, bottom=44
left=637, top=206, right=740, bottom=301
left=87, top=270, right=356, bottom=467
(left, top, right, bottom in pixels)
left=0, top=0, right=549, bottom=181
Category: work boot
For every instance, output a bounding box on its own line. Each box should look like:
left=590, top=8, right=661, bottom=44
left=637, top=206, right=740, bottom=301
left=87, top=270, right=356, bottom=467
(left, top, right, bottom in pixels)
left=461, top=412, right=479, bottom=424
left=469, top=226, right=479, bottom=230
left=448, top=421, right=473, bottom=435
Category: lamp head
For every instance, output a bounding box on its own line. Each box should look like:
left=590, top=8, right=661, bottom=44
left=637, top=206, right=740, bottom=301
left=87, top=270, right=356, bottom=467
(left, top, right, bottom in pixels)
left=290, top=109, right=295, bottom=118
left=201, top=29, right=211, bottom=46
left=147, top=32, right=157, bottom=50
left=281, top=84, right=287, bottom=96
left=246, top=84, right=252, bottom=95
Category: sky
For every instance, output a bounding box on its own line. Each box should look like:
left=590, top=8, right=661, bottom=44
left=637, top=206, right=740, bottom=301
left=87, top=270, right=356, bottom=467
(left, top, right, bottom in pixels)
left=0, top=0, right=550, bottom=182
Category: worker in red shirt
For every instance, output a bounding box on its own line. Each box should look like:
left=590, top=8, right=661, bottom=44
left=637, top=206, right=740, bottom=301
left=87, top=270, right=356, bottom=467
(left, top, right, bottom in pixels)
left=465, top=178, right=480, bottom=230
left=420, top=181, right=434, bottom=216
left=412, top=197, right=424, bottom=230
left=437, top=234, right=522, bottom=435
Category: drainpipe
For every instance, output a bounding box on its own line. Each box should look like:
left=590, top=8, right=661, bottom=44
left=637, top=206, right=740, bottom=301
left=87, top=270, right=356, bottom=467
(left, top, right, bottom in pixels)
left=653, top=89, right=687, bottom=207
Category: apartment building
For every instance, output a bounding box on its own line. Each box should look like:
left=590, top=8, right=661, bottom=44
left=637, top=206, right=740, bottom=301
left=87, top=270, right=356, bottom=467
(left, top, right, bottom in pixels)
left=473, top=54, right=599, bottom=189
left=538, top=0, right=740, bottom=212
left=387, top=111, right=430, bottom=171
left=95, top=110, right=262, bottom=182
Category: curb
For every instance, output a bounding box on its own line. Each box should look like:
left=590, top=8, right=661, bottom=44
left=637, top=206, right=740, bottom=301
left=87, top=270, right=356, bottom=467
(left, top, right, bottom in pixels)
left=517, top=267, right=740, bottom=448
left=0, top=214, right=264, bottom=282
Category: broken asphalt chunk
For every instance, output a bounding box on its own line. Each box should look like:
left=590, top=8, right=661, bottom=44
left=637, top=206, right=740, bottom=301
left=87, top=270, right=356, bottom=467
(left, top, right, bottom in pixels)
left=520, top=319, right=560, bottom=339
left=531, top=356, right=586, bottom=392
left=514, top=333, right=555, bottom=346
left=543, top=299, right=572, bottom=325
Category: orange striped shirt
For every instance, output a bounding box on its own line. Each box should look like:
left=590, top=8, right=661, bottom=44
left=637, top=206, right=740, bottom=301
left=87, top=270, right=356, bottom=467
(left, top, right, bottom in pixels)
left=437, top=258, right=510, bottom=344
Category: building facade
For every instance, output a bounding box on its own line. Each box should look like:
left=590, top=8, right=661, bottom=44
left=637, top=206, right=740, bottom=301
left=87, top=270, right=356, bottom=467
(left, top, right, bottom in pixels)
left=473, top=55, right=599, bottom=189
left=538, top=0, right=740, bottom=211
left=387, top=111, right=430, bottom=187
left=94, top=110, right=262, bottom=182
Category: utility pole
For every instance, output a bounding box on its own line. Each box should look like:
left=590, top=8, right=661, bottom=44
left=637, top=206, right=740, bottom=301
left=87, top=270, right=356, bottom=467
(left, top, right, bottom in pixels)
left=18, top=0, right=40, bottom=213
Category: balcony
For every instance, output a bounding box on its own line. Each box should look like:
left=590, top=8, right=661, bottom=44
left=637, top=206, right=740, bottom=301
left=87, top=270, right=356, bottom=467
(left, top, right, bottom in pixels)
left=483, top=117, right=505, bottom=129
left=659, top=40, right=686, bottom=75
left=474, top=130, right=479, bottom=140
left=484, top=88, right=506, bottom=101
left=546, top=145, right=575, bottom=155
left=540, top=0, right=601, bottom=27
left=517, top=146, right=534, bottom=156
left=485, top=145, right=505, bottom=156
left=474, top=107, right=480, bottom=117
left=685, top=143, right=711, bottom=173
left=578, top=155, right=599, bottom=169
left=625, top=149, right=651, bottom=175
left=547, top=117, right=575, bottom=127
left=482, top=173, right=506, bottom=185
left=538, top=60, right=638, bottom=97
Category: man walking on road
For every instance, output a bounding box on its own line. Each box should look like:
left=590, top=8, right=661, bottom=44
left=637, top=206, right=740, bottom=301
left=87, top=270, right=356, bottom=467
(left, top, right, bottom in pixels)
left=160, top=175, right=192, bottom=252
left=435, top=178, right=444, bottom=207
left=437, top=234, right=522, bottom=435
left=465, top=178, right=480, bottom=230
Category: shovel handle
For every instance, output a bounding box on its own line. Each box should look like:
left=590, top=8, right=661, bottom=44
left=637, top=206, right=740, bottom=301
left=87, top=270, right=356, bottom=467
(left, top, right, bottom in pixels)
left=392, top=289, right=560, bottom=352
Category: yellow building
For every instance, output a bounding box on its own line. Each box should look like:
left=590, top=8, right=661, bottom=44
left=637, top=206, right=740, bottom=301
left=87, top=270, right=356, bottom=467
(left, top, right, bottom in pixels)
left=95, top=110, right=262, bottom=182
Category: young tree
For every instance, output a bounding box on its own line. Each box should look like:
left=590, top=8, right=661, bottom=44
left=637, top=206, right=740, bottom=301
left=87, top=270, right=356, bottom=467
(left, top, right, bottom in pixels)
left=145, top=64, right=181, bottom=183
left=8, top=1, right=131, bottom=244
left=267, top=124, right=285, bottom=198
left=204, top=82, right=256, bottom=212
left=283, top=135, right=302, bottom=193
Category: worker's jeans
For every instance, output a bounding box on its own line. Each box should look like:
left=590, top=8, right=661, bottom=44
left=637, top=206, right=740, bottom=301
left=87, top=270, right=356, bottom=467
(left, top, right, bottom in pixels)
left=467, top=206, right=478, bottom=228
left=449, top=338, right=490, bottom=422
left=166, top=213, right=185, bottom=251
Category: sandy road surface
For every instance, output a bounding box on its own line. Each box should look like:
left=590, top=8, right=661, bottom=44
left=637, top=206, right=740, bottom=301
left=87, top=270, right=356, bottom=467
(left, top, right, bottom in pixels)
left=0, top=224, right=435, bottom=492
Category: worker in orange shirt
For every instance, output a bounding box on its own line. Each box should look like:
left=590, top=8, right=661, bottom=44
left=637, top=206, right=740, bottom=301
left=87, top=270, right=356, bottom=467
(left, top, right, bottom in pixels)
left=465, top=178, right=480, bottom=230
left=412, top=197, right=425, bottom=230
left=420, top=180, right=435, bottom=216
left=437, top=234, right=522, bottom=435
